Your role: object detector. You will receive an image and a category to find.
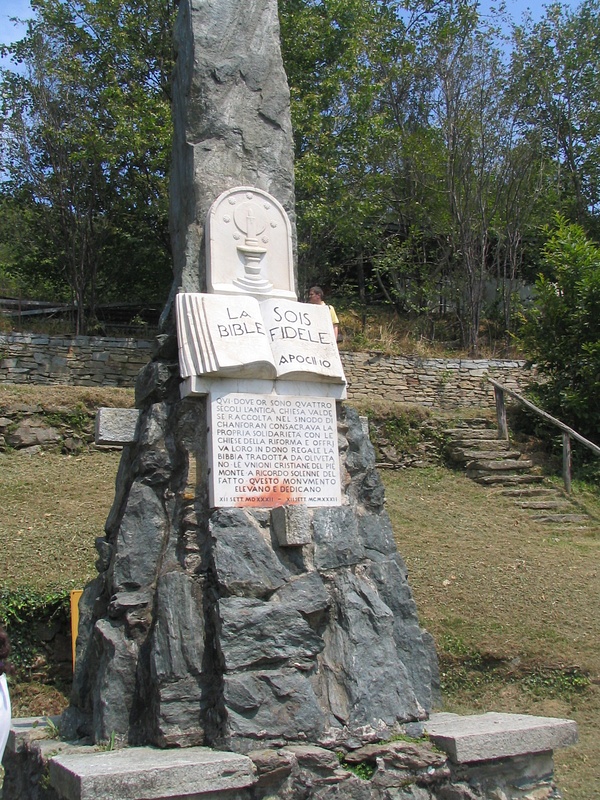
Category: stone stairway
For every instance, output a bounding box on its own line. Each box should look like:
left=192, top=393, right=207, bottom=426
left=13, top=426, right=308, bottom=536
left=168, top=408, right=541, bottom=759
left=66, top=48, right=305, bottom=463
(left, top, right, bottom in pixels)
left=444, top=419, right=593, bottom=529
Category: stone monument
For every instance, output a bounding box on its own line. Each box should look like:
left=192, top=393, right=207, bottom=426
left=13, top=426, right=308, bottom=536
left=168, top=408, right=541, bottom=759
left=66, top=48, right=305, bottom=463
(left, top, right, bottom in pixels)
left=3, top=4, right=579, bottom=796
left=60, top=0, right=439, bottom=753
left=167, top=0, right=296, bottom=303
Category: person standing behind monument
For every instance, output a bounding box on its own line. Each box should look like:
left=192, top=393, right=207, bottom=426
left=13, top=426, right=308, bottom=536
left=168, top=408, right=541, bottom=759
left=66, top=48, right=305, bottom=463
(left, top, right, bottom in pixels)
left=307, top=286, right=339, bottom=342
left=0, top=625, right=13, bottom=762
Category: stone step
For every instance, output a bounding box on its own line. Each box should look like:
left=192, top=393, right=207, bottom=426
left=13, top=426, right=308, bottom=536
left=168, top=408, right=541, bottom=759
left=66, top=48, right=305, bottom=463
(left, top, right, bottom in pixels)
left=530, top=513, right=590, bottom=524
left=519, top=501, right=573, bottom=510
left=449, top=449, right=522, bottom=463
left=447, top=443, right=506, bottom=455
left=49, top=746, right=256, bottom=800
left=473, top=474, right=546, bottom=486
left=444, top=428, right=499, bottom=439
left=451, top=436, right=510, bottom=450
left=448, top=439, right=515, bottom=449
left=424, top=711, right=577, bottom=764
left=498, top=488, right=562, bottom=498
left=466, top=459, right=533, bottom=472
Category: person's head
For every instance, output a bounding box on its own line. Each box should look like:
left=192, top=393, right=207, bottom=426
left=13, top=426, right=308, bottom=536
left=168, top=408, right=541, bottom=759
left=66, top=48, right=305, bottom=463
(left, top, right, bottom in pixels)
left=308, top=286, right=325, bottom=304
left=0, top=625, right=13, bottom=676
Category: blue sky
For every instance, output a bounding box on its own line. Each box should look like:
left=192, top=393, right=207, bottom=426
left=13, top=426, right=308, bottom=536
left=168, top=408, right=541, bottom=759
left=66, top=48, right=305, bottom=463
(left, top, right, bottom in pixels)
left=0, top=0, right=31, bottom=47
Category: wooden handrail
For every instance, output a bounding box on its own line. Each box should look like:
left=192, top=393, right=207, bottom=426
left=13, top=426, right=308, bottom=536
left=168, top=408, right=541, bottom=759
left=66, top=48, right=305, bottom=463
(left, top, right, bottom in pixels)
left=488, top=378, right=600, bottom=494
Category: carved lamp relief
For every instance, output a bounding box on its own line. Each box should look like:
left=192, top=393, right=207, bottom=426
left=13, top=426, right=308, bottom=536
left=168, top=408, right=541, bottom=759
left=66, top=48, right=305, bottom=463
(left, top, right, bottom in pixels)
left=206, top=186, right=296, bottom=300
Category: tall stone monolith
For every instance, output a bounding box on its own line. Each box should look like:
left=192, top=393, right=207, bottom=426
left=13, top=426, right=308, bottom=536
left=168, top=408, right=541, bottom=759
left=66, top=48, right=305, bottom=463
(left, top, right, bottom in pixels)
left=61, top=0, right=439, bottom=754
left=168, top=0, right=296, bottom=301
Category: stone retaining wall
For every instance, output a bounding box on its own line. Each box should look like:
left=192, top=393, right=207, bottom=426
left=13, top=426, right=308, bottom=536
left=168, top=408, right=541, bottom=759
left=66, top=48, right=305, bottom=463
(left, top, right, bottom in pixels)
left=0, top=331, right=153, bottom=387
left=342, top=351, right=532, bottom=408
left=0, top=332, right=533, bottom=407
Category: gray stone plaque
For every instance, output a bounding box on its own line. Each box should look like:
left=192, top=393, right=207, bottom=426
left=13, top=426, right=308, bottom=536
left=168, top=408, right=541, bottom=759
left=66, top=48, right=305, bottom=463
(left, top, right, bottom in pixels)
left=209, top=392, right=341, bottom=508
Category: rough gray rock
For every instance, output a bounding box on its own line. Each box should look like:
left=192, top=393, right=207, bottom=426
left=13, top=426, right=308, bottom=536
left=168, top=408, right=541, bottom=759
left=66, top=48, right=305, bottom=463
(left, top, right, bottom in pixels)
left=91, top=618, right=139, bottom=744
left=218, top=597, right=324, bottom=671
left=223, top=668, right=326, bottom=745
left=148, top=571, right=207, bottom=747
left=168, top=0, right=296, bottom=303
left=315, top=564, right=426, bottom=735
left=111, top=481, right=168, bottom=592
left=56, top=0, right=438, bottom=757
left=63, top=402, right=438, bottom=750
left=312, top=506, right=365, bottom=570
left=271, top=572, right=330, bottom=619
left=210, top=512, right=291, bottom=597
left=6, top=420, right=61, bottom=449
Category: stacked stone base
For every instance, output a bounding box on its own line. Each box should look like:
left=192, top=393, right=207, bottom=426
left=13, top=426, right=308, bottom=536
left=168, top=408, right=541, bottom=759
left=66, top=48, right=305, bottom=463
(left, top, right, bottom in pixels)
left=3, top=712, right=577, bottom=800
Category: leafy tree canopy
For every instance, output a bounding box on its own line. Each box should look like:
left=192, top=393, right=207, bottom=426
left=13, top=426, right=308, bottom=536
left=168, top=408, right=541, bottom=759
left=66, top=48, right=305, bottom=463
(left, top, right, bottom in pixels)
left=0, top=0, right=599, bottom=357
left=0, top=0, right=176, bottom=332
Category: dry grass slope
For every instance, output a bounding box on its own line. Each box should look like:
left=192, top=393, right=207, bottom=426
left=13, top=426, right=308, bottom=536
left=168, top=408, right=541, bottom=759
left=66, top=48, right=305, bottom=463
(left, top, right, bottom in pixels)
left=382, top=467, right=600, bottom=800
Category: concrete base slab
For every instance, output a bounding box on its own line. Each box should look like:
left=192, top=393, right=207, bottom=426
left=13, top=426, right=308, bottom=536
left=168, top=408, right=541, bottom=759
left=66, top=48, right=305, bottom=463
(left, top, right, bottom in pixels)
left=95, top=407, right=140, bottom=445
left=7, top=715, right=62, bottom=753
left=425, top=711, right=578, bottom=763
left=49, top=746, right=256, bottom=800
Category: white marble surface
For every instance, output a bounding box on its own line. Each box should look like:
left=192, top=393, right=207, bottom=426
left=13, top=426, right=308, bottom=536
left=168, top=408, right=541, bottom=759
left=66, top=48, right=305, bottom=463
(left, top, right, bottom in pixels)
left=176, top=293, right=346, bottom=386
left=206, top=186, right=296, bottom=300
left=176, top=292, right=277, bottom=379
left=208, top=391, right=341, bottom=508
left=180, top=376, right=347, bottom=400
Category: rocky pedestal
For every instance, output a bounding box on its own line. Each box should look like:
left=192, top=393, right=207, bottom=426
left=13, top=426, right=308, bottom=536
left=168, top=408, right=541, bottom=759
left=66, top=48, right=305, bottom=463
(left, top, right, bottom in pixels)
left=56, top=0, right=440, bottom=754
left=62, top=373, right=439, bottom=751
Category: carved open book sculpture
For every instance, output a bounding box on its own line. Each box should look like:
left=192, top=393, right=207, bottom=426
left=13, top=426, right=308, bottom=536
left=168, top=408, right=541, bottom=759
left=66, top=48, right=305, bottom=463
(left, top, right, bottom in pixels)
left=176, top=292, right=346, bottom=384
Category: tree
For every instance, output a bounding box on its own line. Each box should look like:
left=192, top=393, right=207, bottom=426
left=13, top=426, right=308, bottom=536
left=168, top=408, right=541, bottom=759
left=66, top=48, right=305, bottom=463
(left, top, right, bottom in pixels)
left=519, top=214, right=600, bottom=444
left=425, top=3, right=507, bottom=352
left=510, top=0, right=600, bottom=232
left=279, top=0, right=398, bottom=299
left=0, top=0, right=175, bottom=333
left=280, top=0, right=537, bottom=353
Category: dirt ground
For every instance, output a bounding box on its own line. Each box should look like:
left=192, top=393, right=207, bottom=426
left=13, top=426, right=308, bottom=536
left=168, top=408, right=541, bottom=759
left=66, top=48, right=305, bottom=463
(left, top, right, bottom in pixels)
left=0, top=384, right=598, bottom=797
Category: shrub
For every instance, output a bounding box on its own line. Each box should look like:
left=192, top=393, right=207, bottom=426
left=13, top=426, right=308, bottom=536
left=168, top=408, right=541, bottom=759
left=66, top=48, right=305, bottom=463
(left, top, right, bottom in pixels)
left=519, top=215, right=600, bottom=446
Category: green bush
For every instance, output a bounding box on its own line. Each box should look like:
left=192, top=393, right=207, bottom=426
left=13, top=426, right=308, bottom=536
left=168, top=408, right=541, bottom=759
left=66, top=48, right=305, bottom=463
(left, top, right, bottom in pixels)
left=0, top=587, right=70, bottom=676
left=519, top=215, right=600, bottom=447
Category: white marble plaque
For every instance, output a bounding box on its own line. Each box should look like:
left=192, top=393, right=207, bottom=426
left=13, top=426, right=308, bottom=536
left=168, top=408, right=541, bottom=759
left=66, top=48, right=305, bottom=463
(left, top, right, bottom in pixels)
left=206, top=187, right=296, bottom=300
left=209, top=392, right=341, bottom=508
left=176, top=293, right=346, bottom=385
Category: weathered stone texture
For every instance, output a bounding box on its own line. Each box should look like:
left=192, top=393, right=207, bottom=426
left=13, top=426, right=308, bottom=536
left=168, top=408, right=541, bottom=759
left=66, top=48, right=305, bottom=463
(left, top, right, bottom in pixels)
left=59, top=391, right=439, bottom=752
left=169, top=0, right=296, bottom=297
left=0, top=332, right=152, bottom=386
left=342, top=351, right=533, bottom=408
left=3, top=723, right=567, bottom=800
left=5, top=419, right=61, bottom=448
